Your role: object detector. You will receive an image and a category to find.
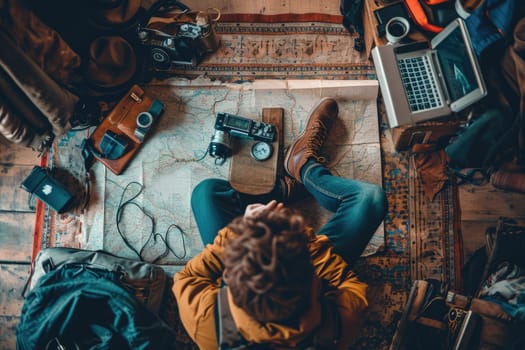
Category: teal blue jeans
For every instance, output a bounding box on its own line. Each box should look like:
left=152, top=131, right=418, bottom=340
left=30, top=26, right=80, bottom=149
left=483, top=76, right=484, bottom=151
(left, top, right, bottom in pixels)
left=191, top=160, right=387, bottom=264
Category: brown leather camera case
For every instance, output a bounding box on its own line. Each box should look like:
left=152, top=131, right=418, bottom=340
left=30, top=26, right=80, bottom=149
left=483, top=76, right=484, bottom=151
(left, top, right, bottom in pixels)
left=90, top=85, right=155, bottom=175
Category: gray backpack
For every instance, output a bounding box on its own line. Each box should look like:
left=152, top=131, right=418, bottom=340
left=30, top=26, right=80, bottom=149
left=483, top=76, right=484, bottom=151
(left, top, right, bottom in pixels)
left=26, top=247, right=167, bottom=313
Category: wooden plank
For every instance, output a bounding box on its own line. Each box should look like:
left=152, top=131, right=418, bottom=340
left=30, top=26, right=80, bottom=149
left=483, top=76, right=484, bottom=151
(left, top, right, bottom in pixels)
left=459, top=182, right=525, bottom=263
left=460, top=220, right=492, bottom=263
left=178, top=0, right=341, bottom=15
left=229, top=108, right=283, bottom=195
left=0, top=264, right=29, bottom=316
left=0, top=212, right=35, bottom=262
left=0, top=264, right=29, bottom=350
left=362, top=0, right=382, bottom=58
left=0, top=138, right=41, bottom=166
left=459, top=183, right=525, bottom=221
left=0, top=316, right=19, bottom=350
left=0, top=165, right=36, bottom=212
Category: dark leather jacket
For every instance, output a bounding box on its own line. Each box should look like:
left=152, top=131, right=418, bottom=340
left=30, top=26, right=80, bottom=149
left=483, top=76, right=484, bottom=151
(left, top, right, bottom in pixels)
left=0, top=1, right=79, bottom=152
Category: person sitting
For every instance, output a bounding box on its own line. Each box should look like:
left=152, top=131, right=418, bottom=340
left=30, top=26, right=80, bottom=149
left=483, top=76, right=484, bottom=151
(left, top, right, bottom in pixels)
left=172, top=98, right=388, bottom=349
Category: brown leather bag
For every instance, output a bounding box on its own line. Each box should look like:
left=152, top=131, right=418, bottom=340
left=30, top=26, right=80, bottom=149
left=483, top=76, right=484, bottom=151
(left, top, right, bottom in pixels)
left=501, top=17, right=525, bottom=166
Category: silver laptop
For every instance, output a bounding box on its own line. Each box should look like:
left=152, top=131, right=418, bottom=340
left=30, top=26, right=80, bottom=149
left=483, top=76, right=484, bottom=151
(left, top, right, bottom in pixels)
left=372, top=18, right=487, bottom=128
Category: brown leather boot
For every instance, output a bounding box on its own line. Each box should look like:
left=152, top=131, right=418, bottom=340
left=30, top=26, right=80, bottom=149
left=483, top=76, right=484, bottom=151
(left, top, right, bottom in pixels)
left=275, top=174, right=308, bottom=203
left=284, top=98, right=338, bottom=183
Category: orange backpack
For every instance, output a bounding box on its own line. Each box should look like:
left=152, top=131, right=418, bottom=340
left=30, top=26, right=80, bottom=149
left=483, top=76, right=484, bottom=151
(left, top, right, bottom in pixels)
left=404, top=0, right=449, bottom=33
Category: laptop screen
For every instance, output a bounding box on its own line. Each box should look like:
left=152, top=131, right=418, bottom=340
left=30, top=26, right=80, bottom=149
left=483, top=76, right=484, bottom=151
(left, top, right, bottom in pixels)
left=434, top=26, right=479, bottom=102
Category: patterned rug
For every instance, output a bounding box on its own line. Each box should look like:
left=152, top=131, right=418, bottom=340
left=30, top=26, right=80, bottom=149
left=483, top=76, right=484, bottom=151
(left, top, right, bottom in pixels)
left=350, top=126, right=462, bottom=349
left=350, top=124, right=413, bottom=349
left=162, top=13, right=376, bottom=81
left=408, top=155, right=463, bottom=291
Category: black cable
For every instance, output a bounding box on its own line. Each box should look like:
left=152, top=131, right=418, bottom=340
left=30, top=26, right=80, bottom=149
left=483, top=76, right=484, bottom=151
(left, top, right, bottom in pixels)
left=81, top=171, right=91, bottom=212
left=115, top=181, right=187, bottom=263
left=116, top=182, right=150, bottom=260
left=27, top=192, right=36, bottom=211
left=196, top=148, right=209, bottom=162
left=153, top=223, right=187, bottom=263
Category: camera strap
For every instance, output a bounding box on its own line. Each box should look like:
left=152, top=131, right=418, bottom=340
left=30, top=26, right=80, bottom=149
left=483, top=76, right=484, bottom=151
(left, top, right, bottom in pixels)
left=81, top=130, right=130, bottom=169
left=142, top=0, right=220, bottom=32
left=141, top=0, right=190, bottom=27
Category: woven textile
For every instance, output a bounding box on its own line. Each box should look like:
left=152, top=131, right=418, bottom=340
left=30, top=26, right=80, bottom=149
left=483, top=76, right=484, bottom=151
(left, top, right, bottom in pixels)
left=163, top=13, right=376, bottom=81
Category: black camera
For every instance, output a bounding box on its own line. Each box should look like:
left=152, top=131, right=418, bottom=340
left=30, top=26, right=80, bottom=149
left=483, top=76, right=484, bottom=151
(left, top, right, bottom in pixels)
left=137, top=14, right=220, bottom=69
left=21, top=166, right=75, bottom=213
left=208, top=112, right=276, bottom=161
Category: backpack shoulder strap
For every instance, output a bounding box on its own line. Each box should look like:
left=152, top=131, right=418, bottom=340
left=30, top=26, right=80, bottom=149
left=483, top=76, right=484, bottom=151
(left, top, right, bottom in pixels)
left=217, top=287, right=249, bottom=350
left=216, top=287, right=313, bottom=350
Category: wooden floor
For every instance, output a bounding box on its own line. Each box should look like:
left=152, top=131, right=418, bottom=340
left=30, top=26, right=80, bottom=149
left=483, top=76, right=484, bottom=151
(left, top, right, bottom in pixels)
left=459, top=182, right=525, bottom=261
left=0, top=139, right=42, bottom=349
left=1, top=1, right=525, bottom=347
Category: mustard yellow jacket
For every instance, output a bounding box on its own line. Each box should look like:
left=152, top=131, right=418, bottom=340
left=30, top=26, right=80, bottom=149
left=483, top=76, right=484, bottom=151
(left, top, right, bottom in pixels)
left=172, top=227, right=368, bottom=350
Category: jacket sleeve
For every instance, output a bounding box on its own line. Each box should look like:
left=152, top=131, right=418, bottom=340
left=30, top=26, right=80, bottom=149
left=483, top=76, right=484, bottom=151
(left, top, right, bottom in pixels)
left=0, top=74, right=55, bottom=152
left=308, top=232, right=369, bottom=348
left=172, top=227, right=238, bottom=350
left=0, top=28, right=77, bottom=145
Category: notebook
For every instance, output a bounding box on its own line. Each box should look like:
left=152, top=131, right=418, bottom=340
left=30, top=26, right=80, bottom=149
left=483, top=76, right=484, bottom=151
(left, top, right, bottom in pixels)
left=372, top=18, right=487, bottom=128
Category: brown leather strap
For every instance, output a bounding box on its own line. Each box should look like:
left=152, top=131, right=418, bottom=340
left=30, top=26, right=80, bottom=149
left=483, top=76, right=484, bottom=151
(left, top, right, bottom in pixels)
left=217, top=287, right=247, bottom=349
left=446, top=291, right=513, bottom=321
left=412, top=316, right=447, bottom=330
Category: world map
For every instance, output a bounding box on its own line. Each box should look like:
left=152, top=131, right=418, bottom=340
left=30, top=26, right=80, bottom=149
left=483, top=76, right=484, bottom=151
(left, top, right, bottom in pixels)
left=51, top=78, right=383, bottom=267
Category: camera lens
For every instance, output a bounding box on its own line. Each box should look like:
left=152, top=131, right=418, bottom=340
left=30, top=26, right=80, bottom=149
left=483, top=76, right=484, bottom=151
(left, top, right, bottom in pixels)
left=136, top=112, right=153, bottom=128
left=388, top=21, right=406, bottom=37
left=208, top=130, right=232, bottom=159
left=152, top=48, right=169, bottom=63
left=151, top=48, right=171, bottom=70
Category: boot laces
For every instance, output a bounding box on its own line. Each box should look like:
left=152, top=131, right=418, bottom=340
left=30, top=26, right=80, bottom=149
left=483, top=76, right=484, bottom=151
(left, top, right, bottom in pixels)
left=305, top=120, right=329, bottom=162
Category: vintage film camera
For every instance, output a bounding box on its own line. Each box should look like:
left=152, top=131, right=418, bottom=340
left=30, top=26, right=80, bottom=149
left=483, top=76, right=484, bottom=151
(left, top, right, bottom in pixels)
left=21, top=166, right=75, bottom=213
left=208, top=112, right=276, bottom=162
left=137, top=5, right=220, bottom=69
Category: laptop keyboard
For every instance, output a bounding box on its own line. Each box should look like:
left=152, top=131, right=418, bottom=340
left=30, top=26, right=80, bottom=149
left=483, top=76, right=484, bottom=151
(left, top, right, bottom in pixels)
left=398, top=56, right=443, bottom=112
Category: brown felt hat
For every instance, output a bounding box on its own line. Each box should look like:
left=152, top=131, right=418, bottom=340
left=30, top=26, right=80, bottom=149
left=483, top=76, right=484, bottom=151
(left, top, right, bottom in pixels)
left=89, top=0, right=141, bottom=26
left=83, top=36, right=137, bottom=90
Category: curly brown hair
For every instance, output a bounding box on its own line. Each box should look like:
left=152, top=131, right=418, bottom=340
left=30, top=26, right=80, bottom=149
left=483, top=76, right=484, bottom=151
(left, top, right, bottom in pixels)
left=223, top=207, right=314, bottom=323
